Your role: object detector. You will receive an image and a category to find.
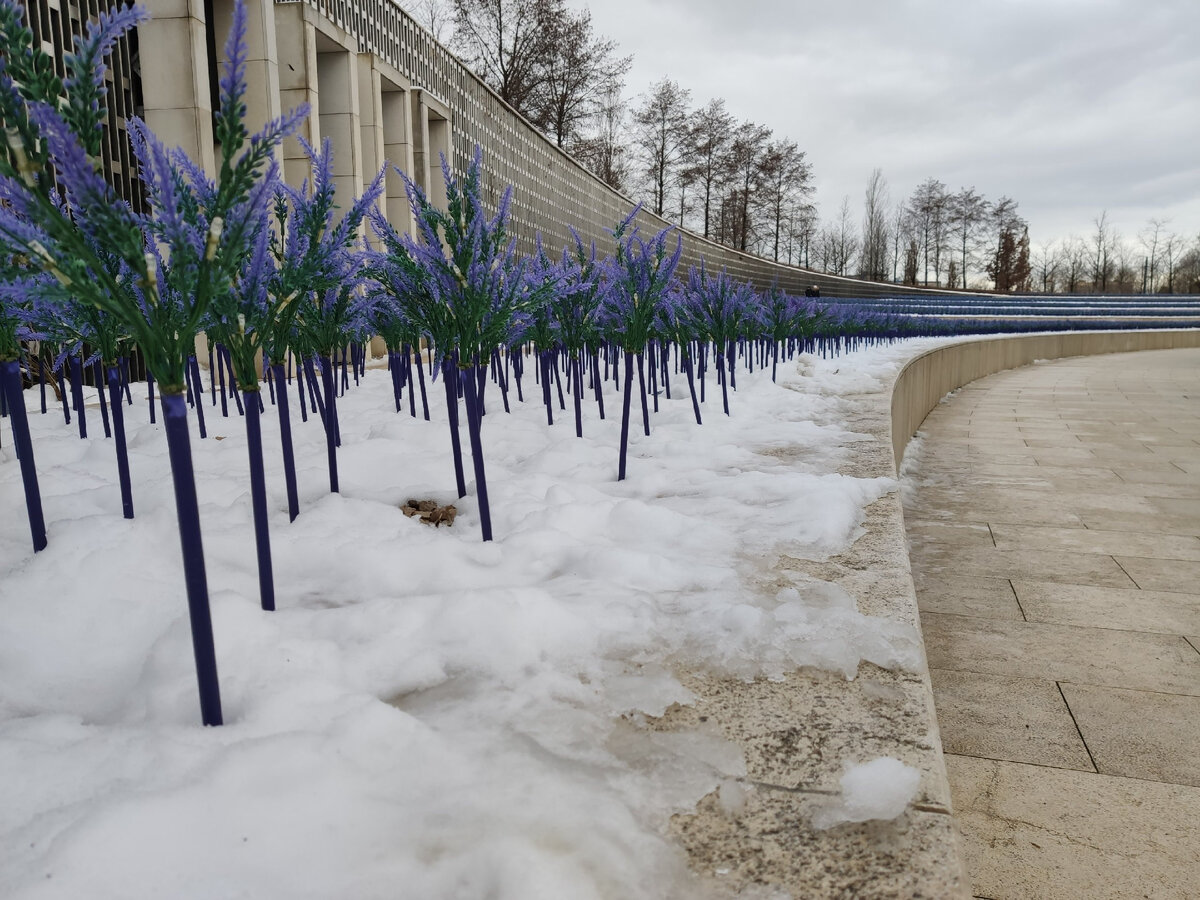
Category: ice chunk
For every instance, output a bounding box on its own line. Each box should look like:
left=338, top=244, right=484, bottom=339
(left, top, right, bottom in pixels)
left=812, top=757, right=921, bottom=829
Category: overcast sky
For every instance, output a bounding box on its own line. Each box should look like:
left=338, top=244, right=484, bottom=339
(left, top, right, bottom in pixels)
left=567, top=0, right=1199, bottom=251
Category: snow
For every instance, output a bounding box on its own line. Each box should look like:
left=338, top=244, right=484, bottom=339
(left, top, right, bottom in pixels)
left=0, top=339, right=942, bottom=898
left=811, top=758, right=923, bottom=830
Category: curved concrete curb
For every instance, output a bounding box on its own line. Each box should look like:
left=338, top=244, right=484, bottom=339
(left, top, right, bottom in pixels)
left=891, top=329, right=1200, bottom=469
left=668, top=329, right=1200, bottom=897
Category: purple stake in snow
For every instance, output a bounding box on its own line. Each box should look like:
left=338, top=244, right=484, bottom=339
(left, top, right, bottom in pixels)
left=461, top=360, right=493, bottom=541
left=94, top=360, right=111, bottom=438
left=442, top=356, right=468, bottom=498
left=68, top=353, right=87, bottom=438
left=188, top=356, right=208, bottom=439
left=270, top=363, right=300, bottom=521
left=242, top=385, right=275, bottom=610
left=319, top=356, right=339, bottom=493
left=1, top=359, right=48, bottom=551
left=160, top=393, right=223, bottom=725
left=106, top=364, right=134, bottom=518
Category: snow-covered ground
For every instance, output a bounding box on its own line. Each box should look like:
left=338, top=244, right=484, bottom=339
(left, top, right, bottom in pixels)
left=0, top=339, right=941, bottom=899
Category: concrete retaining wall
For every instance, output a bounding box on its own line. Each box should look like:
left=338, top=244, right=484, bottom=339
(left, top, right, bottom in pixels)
left=891, top=330, right=1200, bottom=469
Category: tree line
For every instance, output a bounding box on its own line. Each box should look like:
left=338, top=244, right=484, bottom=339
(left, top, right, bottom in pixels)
left=407, top=0, right=1199, bottom=294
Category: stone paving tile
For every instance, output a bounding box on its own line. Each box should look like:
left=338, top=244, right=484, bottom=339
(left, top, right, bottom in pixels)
left=947, top=755, right=1200, bottom=900
left=920, top=612, right=1200, bottom=695
left=1059, top=683, right=1200, bottom=787
left=905, top=519, right=996, bottom=548
left=989, top=522, right=1200, bottom=561
left=913, top=546, right=1136, bottom=588
left=913, top=575, right=1023, bottom=620
left=1152, top=496, right=1200, bottom=517
left=1011, top=580, right=1200, bottom=634
left=1074, top=509, right=1200, bottom=536
left=929, top=670, right=1092, bottom=771
left=1113, top=555, right=1200, bottom=592
left=1111, top=465, right=1200, bottom=485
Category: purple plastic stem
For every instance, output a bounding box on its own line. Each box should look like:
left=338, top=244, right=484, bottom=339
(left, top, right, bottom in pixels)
left=442, top=357, right=467, bottom=498
left=389, top=352, right=402, bottom=412
left=223, top=348, right=245, bottom=416
left=592, top=348, right=605, bottom=419
left=270, top=363, right=300, bottom=522
left=647, top=343, right=659, bottom=413
left=553, top=351, right=566, bottom=411
left=699, top=343, right=707, bottom=403
left=188, top=356, right=208, bottom=439
left=208, top=342, right=217, bottom=406
left=69, top=354, right=87, bottom=438
left=59, top=361, right=71, bottom=425
left=684, top=353, right=702, bottom=425
left=461, top=361, right=493, bottom=542
left=266, top=364, right=276, bottom=405
left=120, top=357, right=133, bottom=405
left=2, top=360, right=48, bottom=551
left=416, top=347, right=430, bottom=420
left=617, top=350, right=635, bottom=481
left=636, top=352, right=650, bottom=436
left=324, top=356, right=341, bottom=447
left=243, top=386, right=276, bottom=610
left=572, top=354, right=583, bottom=437
left=95, top=360, right=112, bottom=438
left=512, top=350, right=524, bottom=403
left=159, top=392, right=223, bottom=725
left=340, top=346, right=348, bottom=394
left=406, top=350, right=417, bottom=419
left=38, top=354, right=47, bottom=413
left=216, top=346, right=229, bottom=417
left=659, top=344, right=671, bottom=400
left=106, top=365, right=134, bottom=518
left=319, top=356, right=339, bottom=493
left=295, top=359, right=308, bottom=422
left=540, top=351, right=554, bottom=425
left=727, top=341, right=737, bottom=391
left=717, top=344, right=730, bottom=416
left=304, top=356, right=326, bottom=424
left=492, top=348, right=510, bottom=413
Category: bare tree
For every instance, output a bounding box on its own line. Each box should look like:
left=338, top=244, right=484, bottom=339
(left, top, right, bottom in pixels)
left=906, top=178, right=948, bottom=286
left=402, top=0, right=454, bottom=41
left=819, top=196, right=859, bottom=276
left=1138, top=217, right=1168, bottom=294
left=683, top=98, right=734, bottom=239
left=722, top=120, right=771, bottom=252
left=858, top=168, right=890, bottom=281
left=1032, top=242, right=1060, bottom=293
left=1061, top=236, right=1088, bottom=293
left=570, top=81, right=628, bottom=190
left=758, top=139, right=813, bottom=262
left=890, top=203, right=909, bottom=284
left=1090, top=210, right=1115, bottom=292
left=451, top=0, right=564, bottom=116
left=946, top=187, right=989, bottom=289
left=528, top=7, right=631, bottom=148
left=1160, top=231, right=1187, bottom=293
left=631, top=78, right=691, bottom=217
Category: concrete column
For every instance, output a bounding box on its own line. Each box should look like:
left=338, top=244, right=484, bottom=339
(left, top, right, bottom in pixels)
left=273, top=3, right=319, bottom=188
left=381, top=85, right=416, bottom=237
left=139, top=0, right=215, bottom=173
left=410, top=89, right=431, bottom=201
left=316, top=43, right=363, bottom=213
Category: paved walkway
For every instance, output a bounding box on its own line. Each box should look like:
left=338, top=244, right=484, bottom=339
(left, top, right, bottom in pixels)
left=903, top=348, right=1200, bottom=900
